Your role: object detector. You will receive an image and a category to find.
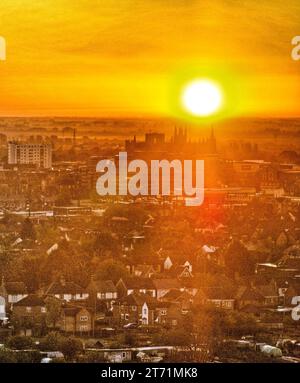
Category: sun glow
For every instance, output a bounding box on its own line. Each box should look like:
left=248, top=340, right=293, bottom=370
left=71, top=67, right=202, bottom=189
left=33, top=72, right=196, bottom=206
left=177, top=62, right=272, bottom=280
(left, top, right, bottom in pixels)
left=181, top=79, right=223, bottom=117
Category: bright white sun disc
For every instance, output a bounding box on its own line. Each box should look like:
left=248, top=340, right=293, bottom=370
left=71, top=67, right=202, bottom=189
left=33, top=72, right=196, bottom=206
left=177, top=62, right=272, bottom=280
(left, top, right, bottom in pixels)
left=181, top=79, right=223, bottom=117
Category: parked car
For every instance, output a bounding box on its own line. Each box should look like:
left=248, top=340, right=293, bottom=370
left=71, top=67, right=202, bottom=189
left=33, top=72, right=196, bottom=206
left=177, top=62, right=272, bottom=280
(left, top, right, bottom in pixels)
left=123, top=323, right=138, bottom=329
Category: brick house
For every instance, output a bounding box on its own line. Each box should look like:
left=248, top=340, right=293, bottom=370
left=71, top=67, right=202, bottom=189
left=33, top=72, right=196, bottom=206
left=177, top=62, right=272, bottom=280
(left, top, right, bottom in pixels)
left=45, top=277, right=88, bottom=302
left=87, top=279, right=117, bottom=303
left=12, top=294, right=47, bottom=336
left=0, top=278, right=28, bottom=308
left=6, top=282, right=28, bottom=304
left=60, top=305, right=94, bottom=335
left=194, top=288, right=235, bottom=310
left=235, top=286, right=265, bottom=309
left=155, top=301, right=183, bottom=326
left=113, top=293, right=156, bottom=325
left=116, top=277, right=156, bottom=298
left=152, top=278, right=181, bottom=300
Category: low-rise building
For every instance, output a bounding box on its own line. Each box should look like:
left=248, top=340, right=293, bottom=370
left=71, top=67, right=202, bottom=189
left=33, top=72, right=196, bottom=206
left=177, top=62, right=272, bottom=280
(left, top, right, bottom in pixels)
left=60, top=305, right=94, bottom=335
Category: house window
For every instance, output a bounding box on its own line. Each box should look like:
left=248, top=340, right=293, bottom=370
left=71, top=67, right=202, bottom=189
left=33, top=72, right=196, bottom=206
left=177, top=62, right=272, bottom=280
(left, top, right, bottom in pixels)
left=26, top=307, right=32, bottom=313
left=80, top=316, right=88, bottom=321
left=122, top=352, right=126, bottom=358
left=41, top=307, right=46, bottom=313
left=79, top=325, right=88, bottom=331
left=160, top=309, right=167, bottom=315
left=143, top=308, right=147, bottom=315
left=132, top=306, right=137, bottom=311
left=125, top=314, right=129, bottom=320
left=172, top=319, right=177, bottom=326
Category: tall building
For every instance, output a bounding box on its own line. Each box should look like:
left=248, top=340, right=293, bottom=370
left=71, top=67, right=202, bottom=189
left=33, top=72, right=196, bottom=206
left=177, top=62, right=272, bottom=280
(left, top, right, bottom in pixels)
left=8, top=141, right=52, bottom=169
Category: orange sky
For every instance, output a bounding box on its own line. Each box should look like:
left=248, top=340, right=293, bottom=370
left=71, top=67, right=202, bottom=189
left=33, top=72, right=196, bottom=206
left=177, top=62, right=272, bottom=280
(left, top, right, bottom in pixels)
left=0, top=0, right=299, bottom=118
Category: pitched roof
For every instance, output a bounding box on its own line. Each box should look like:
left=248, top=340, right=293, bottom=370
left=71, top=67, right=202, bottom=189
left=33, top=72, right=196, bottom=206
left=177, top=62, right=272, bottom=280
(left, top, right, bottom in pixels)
left=14, top=294, right=45, bottom=307
left=134, top=265, right=155, bottom=276
left=162, top=289, right=192, bottom=301
left=120, top=277, right=156, bottom=290
left=257, top=283, right=278, bottom=297
left=161, top=289, right=184, bottom=301
left=46, top=280, right=84, bottom=295
left=152, top=278, right=180, bottom=290
left=202, top=287, right=234, bottom=300
left=235, top=286, right=265, bottom=301
left=5, top=282, right=27, bottom=295
left=62, top=305, right=92, bottom=316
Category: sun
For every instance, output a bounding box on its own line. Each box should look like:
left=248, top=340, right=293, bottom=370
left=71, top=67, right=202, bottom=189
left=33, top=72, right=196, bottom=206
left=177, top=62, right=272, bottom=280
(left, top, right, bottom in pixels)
left=181, top=79, right=223, bottom=117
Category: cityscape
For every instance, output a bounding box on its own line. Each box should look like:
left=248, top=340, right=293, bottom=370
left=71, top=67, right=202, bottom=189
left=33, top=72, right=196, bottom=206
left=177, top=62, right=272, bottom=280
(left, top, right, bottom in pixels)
left=0, top=117, right=300, bottom=363
left=0, top=0, right=300, bottom=368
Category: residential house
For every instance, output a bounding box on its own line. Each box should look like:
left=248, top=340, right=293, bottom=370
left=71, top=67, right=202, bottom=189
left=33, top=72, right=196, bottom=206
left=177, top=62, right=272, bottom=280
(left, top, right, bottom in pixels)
left=60, top=305, right=94, bottom=335
left=193, top=288, right=235, bottom=310
left=152, top=278, right=181, bottom=300
left=170, top=264, right=193, bottom=279
left=0, top=281, right=28, bottom=305
left=13, top=294, right=47, bottom=336
left=133, top=265, right=156, bottom=278
left=113, top=293, right=156, bottom=325
left=116, top=277, right=156, bottom=298
left=155, top=301, right=184, bottom=326
left=160, top=289, right=194, bottom=313
left=13, top=294, right=46, bottom=317
left=45, top=277, right=88, bottom=302
left=235, top=286, right=265, bottom=310
left=202, top=287, right=235, bottom=310
left=87, top=279, right=117, bottom=302
left=253, top=280, right=279, bottom=307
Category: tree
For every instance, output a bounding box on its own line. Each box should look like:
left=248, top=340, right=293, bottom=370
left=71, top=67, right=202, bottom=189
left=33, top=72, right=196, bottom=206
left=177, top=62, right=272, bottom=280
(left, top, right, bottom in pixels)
left=124, top=333, right=138, bottom=347
left=20, top=218, right=36, bottom=241
left=6, top=335, right=34, bottom=350
left=0, top=350, right=17, bottom=363
left=93, top=231, right=119, bottom=257
left=159, top=329, right=192, bottom=347
left=39, top=332, right=63, bottom=351
left=224, top=239, right=255, bottom=277
left=59, top=337, right=83, bottom=361
left=95, top=259, right=129, bottom=283
left=45, top=297, right=62, bottom=329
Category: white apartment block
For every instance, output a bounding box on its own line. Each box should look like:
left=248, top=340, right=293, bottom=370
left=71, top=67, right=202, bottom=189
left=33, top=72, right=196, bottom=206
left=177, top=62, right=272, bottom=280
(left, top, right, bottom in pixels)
left=8, top=142, right=52, bottom=169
